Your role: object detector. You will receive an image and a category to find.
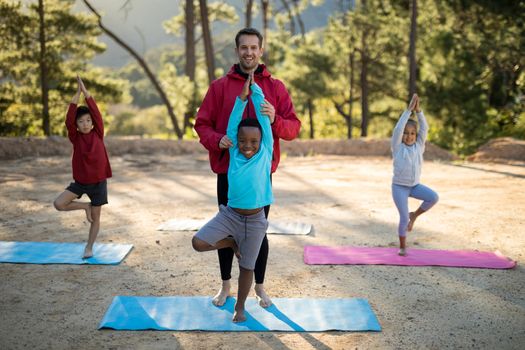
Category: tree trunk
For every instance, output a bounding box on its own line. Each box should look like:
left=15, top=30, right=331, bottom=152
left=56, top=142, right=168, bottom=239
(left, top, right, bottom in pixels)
left=360, top=51, right=369, bottom=137
left=334, top=102, right=352, bottom=139
left=360, top=0, right=369, bottom=137
left=343, top=8, right=354, bottom=140
left=184, top=0, right=196, bottom=135
left=199, top=0, right=215, bottom=83
left=37, top=0, right=50, bottom=136
left=261, top=0, right=269, bottom=64
left=82, top=0, right=183, bottom=139
left=307, top=99, right=314, bottom=139
left=291, top=0, right=305, bottom=37
left=408, top=0, right=418, bottom=98
left=245, top=0, right=254, bottom=27
left=348, top=49, right=355, bottom=139
left=280, top=0, right=295, bottom=35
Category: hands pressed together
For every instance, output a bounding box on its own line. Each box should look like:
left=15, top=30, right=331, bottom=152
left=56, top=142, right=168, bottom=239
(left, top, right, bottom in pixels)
left=220, top=72, right=277, bottom=150
left=408, top=93, right=421, bottom=113
left=239, top=72, right=253, bottom=102
left=240, top=71, right=275, bottom=123
left=72, top=74, right=90, bottom=103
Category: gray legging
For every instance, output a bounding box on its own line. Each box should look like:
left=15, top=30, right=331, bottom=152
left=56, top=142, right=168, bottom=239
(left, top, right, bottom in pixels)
left=392, top=183, right=439, bottom=237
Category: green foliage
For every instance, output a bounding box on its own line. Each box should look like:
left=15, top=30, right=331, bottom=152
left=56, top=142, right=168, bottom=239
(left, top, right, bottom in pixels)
left=2, top=0, right=523, bottom=153
left=419, top=0, right=524, bottom=154
left=279, top=0, right=524, bottom=153
left=159, top=63, right=194, bottom=121
left=277, top=1, right=410, bottom=138
left=163, top=1, right=238, bottom=36
left=0, top=0, right=125, bottom=136
left=278, top=34, right=335, bottom=99
left=110, top=104, right=174, bottom=137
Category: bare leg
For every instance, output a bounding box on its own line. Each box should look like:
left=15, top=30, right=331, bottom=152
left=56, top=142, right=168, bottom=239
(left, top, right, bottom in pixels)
left=254, top=283, right=272, bottom=308
left=83, top=205, right=101, bottom=258
left=192, top=236, right=242, bottom=307
left=398, top=236, right=407, bottom=256
left=192, top=237, right=240, bottom=258
left=212, top=280, right=231, bottom=307
left=233, top=267, right=253, bottom=323
left=407, top=207, right=426, bottom=232
left=54, top=190, right=92, bottom=223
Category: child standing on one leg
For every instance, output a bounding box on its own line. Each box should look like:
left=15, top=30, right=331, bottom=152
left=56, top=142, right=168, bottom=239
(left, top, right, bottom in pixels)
left=53, top=75, right=112, bottom=259
left=391, top=94, right=439, bottom=256
left=192, top=72, right=273, bottom=323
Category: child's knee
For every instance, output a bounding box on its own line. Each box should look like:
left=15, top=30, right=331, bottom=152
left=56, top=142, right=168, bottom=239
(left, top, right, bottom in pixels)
left=398, top=218, right=408, bottom=236
left=432, top=192, right=439, bottom=204
left=53, top=199, right=64, bottom=211
left=239, top=266, right=254, bottom=273
left=90, top=205, right=102, bottom=220
left=192, top=236, right=206, bottom=251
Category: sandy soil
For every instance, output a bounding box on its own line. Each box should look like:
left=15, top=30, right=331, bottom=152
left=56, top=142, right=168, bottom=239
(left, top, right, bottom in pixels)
left=0, top=153, right=524, bottom=349
left=467, top=137, right=525, bottom=164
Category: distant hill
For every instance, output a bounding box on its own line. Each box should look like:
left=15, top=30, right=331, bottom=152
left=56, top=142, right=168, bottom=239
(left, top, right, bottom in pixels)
left=73, top=0, right=341, bottom=68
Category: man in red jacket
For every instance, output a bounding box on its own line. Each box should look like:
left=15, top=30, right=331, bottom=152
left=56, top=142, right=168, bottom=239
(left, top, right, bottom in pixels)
left=194, top=27, right=301, bottom=308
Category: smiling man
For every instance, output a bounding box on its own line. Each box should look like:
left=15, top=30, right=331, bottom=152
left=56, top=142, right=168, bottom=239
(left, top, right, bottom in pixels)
left=194, top=27, right=301, bottom=310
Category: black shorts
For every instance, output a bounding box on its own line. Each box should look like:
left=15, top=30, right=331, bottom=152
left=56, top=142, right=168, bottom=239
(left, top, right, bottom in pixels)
left=66, top=180, right=108, bottom=206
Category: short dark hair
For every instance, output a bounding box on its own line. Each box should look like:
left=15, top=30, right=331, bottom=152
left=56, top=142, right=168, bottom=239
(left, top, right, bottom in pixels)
left=75, top=106, right=91, bottom=121
left=235, top=27, right=263, bottom=48
left=238, top=117, right=262, bottom=135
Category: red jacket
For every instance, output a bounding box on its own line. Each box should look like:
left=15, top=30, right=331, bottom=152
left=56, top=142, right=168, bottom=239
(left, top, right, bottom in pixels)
left=66, top=97, right=112, bottom=184
left=194, top=64, right=301, bottom=174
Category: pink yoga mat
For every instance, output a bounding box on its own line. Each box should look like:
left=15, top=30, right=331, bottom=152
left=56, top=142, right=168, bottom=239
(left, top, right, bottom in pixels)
left=304, top=246, right=516, bottom=269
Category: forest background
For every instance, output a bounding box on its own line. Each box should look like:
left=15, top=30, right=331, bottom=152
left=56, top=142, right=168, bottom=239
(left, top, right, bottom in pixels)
left=0, top=0, right=523, bottom=156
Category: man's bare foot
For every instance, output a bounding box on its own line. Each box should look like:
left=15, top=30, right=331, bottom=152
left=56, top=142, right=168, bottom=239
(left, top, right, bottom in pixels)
left=254, top=284, right=272, bottom=308
left=232, top=307, right=246, bottom=323
left=85, top=204, right=93, bottom=223
left=212, top=280, right=231, bottom=306
left=407, top=212, right=417, bottom=231
left=83, top=245, right=93, bottom=259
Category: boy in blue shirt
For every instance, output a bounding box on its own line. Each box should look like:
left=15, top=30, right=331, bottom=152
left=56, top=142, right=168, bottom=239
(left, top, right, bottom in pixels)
left=192, top=73, right=273, bottom=323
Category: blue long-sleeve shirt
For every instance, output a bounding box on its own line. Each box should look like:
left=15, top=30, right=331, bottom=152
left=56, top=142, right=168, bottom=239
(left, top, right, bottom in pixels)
left=227, top=83, right=274, bottom=209
left=391, top=110, right=428, bottom=186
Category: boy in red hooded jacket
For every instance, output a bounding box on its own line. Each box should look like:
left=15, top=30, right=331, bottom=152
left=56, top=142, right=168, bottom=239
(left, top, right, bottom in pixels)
left=53, top=75, right=112, bottom=259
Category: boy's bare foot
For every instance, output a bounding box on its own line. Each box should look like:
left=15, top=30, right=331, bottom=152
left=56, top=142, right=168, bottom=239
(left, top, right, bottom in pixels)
left=85, top=204, right=93, bottom=223
left=233, top=307, right=246, bottom=323
left=212, top=280, right=231, bottom=307
left=83, top=246, right=93, bottom=259
left=398, top=248, right=407, bottom=256
left=254, top=284, right=272, bottom=308
left=407, top=212, right=417, bottom=231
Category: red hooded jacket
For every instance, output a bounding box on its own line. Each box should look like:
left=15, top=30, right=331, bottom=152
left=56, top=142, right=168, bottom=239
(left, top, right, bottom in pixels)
left=195, top=64, right=301, bottom=174
left=66, top=97, right=112, bottom=184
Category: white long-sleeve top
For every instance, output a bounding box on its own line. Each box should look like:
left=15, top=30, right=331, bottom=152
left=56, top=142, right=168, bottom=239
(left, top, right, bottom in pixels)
left=391, top=110, right=428, bottom=186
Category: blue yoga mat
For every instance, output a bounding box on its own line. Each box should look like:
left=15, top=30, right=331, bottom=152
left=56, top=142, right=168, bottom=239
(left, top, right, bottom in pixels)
left=99, top=296, right=381, bottom=332
left=0, top=241, right=133, bottom=265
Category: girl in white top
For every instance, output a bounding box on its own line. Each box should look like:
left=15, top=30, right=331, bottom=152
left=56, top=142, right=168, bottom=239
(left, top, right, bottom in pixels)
left=391, top=94, right=439, bottom=256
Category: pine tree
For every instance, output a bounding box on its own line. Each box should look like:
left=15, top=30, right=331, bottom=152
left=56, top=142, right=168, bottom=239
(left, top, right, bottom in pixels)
left=0, top=0, right=124, bottom=136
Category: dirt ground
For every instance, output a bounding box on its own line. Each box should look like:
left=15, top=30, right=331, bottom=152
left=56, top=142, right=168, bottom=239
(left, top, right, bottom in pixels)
left=0, top=146, right=524, bottom=349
